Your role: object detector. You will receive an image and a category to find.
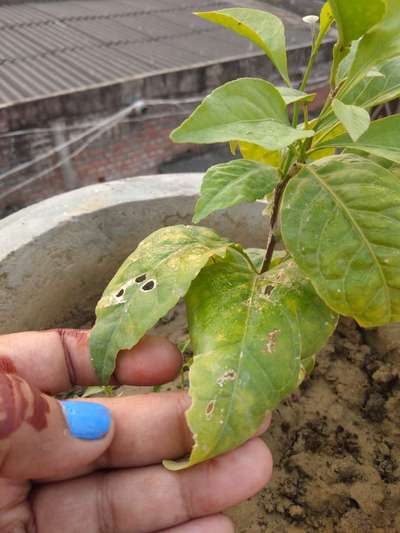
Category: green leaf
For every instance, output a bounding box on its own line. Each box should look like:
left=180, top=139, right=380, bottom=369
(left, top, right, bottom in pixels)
left=193, top=160, right=279, bottom=223
left=342, top=57, right=400, bottom=108
left=346, top=0, right=399, bottom=88
left=329, top=0, right=386, bottom=84
left=170, top=78, right=314, bottom=151
left=90, top=225, right=233, bottom=383
left=281, top=154, right=400, bottom=327
left=331, top=98, right=370, bottom=142
left=196, top=8, right=289, bottom=85
left=318, top=115, right=400, bottom=163
left=329, top=0, right=386, bottom=46
left=164, top=253, right=337, bottom=470
left=318, top=2, right=335, bottom=40
left=277, top=87, right=315, bottom=105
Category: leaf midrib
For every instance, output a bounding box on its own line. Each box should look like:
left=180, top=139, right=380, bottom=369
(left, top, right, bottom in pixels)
left=198, top=271, right=259, bottom=459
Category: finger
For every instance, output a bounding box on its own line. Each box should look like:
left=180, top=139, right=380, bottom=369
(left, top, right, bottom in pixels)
left=32, top=438, right=273, bottom=533
left=0, top=372, right=114, bottom=480
left=162, top=514, right=234, bottom=533
left=0, top=330, right=182, bottom=393
left=66, top=392, right=270, bottom=475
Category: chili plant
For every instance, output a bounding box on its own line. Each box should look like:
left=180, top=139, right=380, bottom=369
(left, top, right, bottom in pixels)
left=89, top=1, right=400, bottom=470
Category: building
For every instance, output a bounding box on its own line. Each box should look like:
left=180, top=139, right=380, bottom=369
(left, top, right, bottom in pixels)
left=0, top=0, right=332, bottom=215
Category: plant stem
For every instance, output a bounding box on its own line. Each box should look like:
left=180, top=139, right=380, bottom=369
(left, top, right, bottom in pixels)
left=260, top=168, right=296, bottom=274
left=292, top=30, right=325, bottom=128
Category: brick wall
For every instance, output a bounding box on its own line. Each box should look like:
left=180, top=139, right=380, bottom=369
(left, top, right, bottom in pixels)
left=0, top=42, right=333, bottom=217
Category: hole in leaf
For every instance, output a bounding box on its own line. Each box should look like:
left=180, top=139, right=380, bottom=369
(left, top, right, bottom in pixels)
left=135, top=274, right=147, bottom=283
left=141, top=279, right=156, bottom=292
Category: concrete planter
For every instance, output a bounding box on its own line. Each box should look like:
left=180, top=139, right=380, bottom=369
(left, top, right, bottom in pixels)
left=1, top=173, right=398, bottom=355
left=0, top=173, right=267, bottom=333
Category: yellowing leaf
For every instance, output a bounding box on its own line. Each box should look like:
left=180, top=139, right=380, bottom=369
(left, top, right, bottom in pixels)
left=164, top=254, right=337, bottom=470
left=90, top=226, right=233, bottom=383
left=196, top=8, right=290, bottom=85
left=239, top=141, right=281, bottom=167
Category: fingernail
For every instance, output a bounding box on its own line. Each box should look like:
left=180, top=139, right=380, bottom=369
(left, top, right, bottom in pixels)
left=61, top=401, right=111, bottom=440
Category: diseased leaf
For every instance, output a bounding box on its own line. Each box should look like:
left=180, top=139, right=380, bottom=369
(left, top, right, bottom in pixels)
left=346, top=0, right=400, bottom=88
left=193, top=160, right=279, bottom=223
left=331, top=98, right=370, bottom=142
left=281, top=155, right=400, bottom=327
left=196, top=8, right=290, bottom=85
left=164, top=254, right=338, bottom=470
left=90, top=226, right=233, bottom=383
left=170, top=78, right=314, bottom=151
left=318, top=114, right=400, bottom=163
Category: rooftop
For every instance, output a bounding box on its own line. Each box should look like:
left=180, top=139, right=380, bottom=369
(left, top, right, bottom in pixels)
left=0, top=0, right=315, bottom=108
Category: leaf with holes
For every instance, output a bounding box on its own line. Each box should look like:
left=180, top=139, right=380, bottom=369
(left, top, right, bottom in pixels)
left=170, top=78, right=314, bottom=151
left=90, top=226, right=234, bottom=383
left=193, top=160, right=279, bottom=223
left=331, top=99, right=370, bottom=142
left=281, top=154, right=400, bottom=327
left=318, top=114, right=400, bottom=163
left=196, top=8, right=290, bottom=85
left=164, top=253, right=338, bottom=470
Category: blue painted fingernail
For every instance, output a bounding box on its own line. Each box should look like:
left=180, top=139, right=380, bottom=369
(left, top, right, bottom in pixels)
left=61, top=401, right=112, bottom=440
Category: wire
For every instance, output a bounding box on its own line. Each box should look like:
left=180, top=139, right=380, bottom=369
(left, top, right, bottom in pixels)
left=0, top=94, right=203, bottom=200
left=0, top=95, right=202, bottom=139
left=0, top=109, right=190, bottom=201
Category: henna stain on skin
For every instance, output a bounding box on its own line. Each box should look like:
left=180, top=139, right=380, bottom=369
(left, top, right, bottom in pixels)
left=0, top=356, right=16, bottom=374
left=0, top=373, right=49, bottom=438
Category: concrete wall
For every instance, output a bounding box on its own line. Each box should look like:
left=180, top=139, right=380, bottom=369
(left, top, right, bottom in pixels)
left=0, top=40, right=332, bottom=216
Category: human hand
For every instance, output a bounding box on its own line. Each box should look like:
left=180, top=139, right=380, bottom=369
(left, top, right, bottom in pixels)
left=0, top=329, right=272, bottom=532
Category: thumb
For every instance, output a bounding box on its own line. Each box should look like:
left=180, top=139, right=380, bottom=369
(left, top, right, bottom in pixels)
left=0, top=372, right=113, bottom=480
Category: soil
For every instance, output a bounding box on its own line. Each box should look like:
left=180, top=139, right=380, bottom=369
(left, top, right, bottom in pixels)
left=226, top=317, right=400, bottom=533
left=152, top=309, right=400, bottom=533
left=84, top=306, right=400, bottom=532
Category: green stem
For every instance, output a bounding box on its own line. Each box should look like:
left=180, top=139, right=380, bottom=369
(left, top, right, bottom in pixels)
left=292, top=30, right=325, bottom=128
